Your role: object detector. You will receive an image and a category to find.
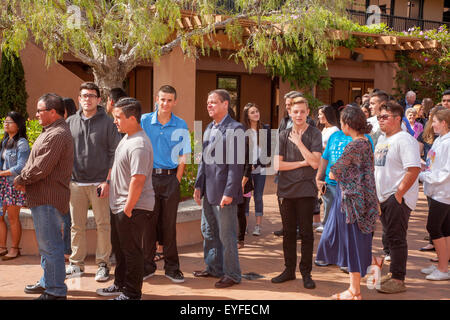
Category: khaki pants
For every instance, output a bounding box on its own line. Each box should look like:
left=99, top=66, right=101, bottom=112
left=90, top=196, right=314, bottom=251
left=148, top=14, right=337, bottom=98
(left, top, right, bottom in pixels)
left=69, top=183, right=111, bottom=267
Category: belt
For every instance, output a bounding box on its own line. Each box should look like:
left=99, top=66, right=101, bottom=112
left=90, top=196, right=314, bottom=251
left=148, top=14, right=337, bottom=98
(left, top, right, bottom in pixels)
left=152, top=168, right=177, bottom=175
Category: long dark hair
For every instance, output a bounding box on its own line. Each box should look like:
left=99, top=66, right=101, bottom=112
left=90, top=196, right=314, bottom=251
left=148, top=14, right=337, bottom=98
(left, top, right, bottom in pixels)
left=317, top=105, right=340, bottom=131
left=63, top=97, right=77, bottom=118
left=1, top=111, right=28, bottom=149
left=243, top=102, right=263, bottom=143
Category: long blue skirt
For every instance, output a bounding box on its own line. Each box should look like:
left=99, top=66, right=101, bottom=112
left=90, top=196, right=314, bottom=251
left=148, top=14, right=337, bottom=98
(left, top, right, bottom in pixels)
left=316, top=185, right=372, bottom=277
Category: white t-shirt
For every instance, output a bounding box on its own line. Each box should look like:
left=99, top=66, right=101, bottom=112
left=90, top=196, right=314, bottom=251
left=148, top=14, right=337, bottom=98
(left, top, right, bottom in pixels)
left=374, top=131, right=421, bottom=210
left=321, top=126, right=339, bottom=149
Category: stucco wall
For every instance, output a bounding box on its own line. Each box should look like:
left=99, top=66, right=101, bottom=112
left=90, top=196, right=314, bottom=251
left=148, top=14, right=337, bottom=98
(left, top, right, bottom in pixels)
left=153, top=47, right=197, bottom=130
left=14, top=42, right=83, bottom=118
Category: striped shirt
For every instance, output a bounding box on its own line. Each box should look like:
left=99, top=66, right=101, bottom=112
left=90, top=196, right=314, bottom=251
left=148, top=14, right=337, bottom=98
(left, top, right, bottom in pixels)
left=15, top=118, right=74, bottom=214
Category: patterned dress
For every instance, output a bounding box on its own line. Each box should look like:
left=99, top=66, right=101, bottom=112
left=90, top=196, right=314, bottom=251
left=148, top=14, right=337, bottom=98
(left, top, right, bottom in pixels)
left=316, top=138, right=379, bottom=277
left=331, top=138, right=379, bottom=234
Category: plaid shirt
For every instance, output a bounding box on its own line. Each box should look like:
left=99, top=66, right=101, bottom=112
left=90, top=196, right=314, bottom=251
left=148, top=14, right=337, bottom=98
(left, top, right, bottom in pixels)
left=15, top=118, right=74, bottom=214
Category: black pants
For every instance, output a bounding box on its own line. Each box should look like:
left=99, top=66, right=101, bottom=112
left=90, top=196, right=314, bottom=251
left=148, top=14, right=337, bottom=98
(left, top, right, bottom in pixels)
left=380, top=194, right=411, bottom=281
left=144, top=174, right=180, bottom=273
left=114, top=209, right=157, bottom=299
left=427, top=198, right=450, bottom=241
left=237, top=197, right=250, bottom=242
left=280, top=197, right=315, bottom=276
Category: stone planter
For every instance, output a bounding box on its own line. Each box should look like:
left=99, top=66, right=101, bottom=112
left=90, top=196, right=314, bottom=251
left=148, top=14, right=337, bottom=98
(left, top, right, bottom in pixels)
left=3, top=199, right=203, bottom=256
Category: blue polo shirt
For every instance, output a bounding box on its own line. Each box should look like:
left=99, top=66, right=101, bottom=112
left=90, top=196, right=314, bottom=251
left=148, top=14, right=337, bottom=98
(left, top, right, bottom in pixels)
left=141, top=111, right=191, bottom=169
left=322, top=130, right=374, bottom=186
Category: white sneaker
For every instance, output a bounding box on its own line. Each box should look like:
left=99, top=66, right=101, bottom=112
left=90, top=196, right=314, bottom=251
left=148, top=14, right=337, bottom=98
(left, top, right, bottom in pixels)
left=425, top=269, right=450, bottom=281
left=253, top=225, right=261, bottom=236
left=421, top=264, right=437, bottom=275
left=65, top=264, right=84, bottom=278
left=384, top=255, right=391, bottom=262
left=95, top=263, right=110, bottom=282
left=316, top=226, right=324, bottom=233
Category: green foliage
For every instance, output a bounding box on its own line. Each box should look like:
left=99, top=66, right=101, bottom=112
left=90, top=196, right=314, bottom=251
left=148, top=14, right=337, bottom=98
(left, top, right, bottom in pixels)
left=0, top=50, right=28, bottom=118
left=0, top=118, right=41, bottom=148
left=0, top=0, right=351, bottom=95
left=180, top=131, right=199, bottom=199
left=25, top=119, right=42, bottom=147
left=391, top=25, right=450, bottom=102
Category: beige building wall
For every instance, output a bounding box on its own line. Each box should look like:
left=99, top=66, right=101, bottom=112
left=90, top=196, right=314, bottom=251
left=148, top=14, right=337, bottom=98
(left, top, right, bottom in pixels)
left=374, top=62, right=398, bottom=93
left=18, top=42, right=83, bottom=118
left=423, top=0, right=445, bottom=21
left=153, top=46, right=197, bottom=130
left=239, top=74, right=272, bottom=125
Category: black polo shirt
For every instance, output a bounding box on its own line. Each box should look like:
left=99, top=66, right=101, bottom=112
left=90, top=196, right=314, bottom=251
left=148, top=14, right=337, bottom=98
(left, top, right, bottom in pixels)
left=277, top=125, right=322, bottom=199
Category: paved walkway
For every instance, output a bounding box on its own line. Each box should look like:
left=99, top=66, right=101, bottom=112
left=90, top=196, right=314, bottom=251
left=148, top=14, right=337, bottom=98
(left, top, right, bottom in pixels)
left=0, top=176, right=448, bottom=300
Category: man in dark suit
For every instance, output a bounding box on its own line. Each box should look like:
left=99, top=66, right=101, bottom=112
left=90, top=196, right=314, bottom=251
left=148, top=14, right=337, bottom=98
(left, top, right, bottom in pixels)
left=193, top=89, right=245, bottom=288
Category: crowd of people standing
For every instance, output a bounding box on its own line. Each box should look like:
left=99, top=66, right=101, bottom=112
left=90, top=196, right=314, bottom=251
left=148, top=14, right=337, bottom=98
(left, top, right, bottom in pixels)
left=0, top=82, right=448, bottom=300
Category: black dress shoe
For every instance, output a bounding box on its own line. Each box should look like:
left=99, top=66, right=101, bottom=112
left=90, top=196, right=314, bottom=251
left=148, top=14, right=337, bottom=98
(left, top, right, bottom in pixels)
left=302, top=274, right=316, bottom=289
left=24, top=282, right=46, bottom=294
left=271, top=269, right=296, bottom=283
left=215, top=277, right=237, bottom=288
left=273, top=229, right=283, bottom=237
left=35, top=293, right=67, bottom=300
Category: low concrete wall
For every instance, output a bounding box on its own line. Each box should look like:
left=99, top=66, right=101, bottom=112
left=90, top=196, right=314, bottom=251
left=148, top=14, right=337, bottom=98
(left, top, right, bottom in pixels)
left=3, top=200, right=203, bottom=256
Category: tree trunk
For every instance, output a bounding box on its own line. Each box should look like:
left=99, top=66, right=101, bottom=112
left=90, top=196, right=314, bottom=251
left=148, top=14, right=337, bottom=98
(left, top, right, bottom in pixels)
left=92, top=67, right=127, bottom=104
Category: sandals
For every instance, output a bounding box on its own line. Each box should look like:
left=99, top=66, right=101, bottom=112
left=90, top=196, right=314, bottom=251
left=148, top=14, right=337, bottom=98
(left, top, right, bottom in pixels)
left=372, top=256, right=384, bottom=270
left=154, top=252, right=164, bottom=262
left=331, top=289, right=362, bottom=300
left=0, top=247, right=7, bottom=257
left=2, top=247, right=21, bottom=261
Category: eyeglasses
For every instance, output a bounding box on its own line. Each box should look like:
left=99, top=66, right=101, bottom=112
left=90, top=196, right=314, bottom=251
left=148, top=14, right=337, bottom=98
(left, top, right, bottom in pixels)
left=442, top=99, right=450, bottom=103
left=377, top=114, right=396, bottom=121
left=80, top=94, right=99, bottom=100
left=36, top=108, right=51, bottom=113
left=3, top=121, right=15, bottom=124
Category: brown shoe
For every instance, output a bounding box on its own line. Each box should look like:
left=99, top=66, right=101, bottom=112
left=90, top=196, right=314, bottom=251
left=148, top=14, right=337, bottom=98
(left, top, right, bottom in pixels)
left=193, top=270, right=212, bottom=278
left=215, top=277, right=237, bottom=288
left=377, top=278, right=406, bottom=294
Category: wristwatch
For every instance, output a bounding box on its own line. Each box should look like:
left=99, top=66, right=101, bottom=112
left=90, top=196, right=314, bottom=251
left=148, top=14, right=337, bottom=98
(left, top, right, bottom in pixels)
left=106, top=179, right=110, bottom=185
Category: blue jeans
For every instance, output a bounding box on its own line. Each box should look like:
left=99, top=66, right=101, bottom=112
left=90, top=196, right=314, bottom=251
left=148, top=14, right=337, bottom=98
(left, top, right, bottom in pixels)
left=31, top=205, right=67, bottom=297
left=201, top=198, right=241, bottom=283
left=62, top=212, right=72, bottom=255
left=245, top=173, right=266, bottom=217
left=322, top=183, right=337, bottom=226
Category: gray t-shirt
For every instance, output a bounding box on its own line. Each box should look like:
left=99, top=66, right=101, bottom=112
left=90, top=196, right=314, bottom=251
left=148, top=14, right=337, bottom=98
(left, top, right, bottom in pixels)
left=277, top=125, right=323, bottom=199
left=110, top=130, right=155, bottom=214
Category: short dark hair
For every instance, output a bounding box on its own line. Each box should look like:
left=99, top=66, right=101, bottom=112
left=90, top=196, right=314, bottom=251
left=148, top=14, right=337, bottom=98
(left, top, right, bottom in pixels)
left=158, top=85, right=177, bottom=100
left=114, top=97, right=142, bottom=123
left=340, top=105, right=372, bottom=134
left=370, top=90, right=389, bottom=103
left=80, top=82, right=100, bottom=98
left=62, top=98, right=77, bottom=117
left=442, top=89, right=450, bottom=97
left=208, top=89, right=231, bottom=107
left=380, top=100, right=404, bottom=120
left=39, top=93, right=65, bottom=117
left=108, top=88, right=127, bottom=103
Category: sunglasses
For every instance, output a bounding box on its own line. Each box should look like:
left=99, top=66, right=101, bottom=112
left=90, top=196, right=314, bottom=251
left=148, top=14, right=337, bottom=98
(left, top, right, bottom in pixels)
left=377, top=114, right=396, bottom=121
